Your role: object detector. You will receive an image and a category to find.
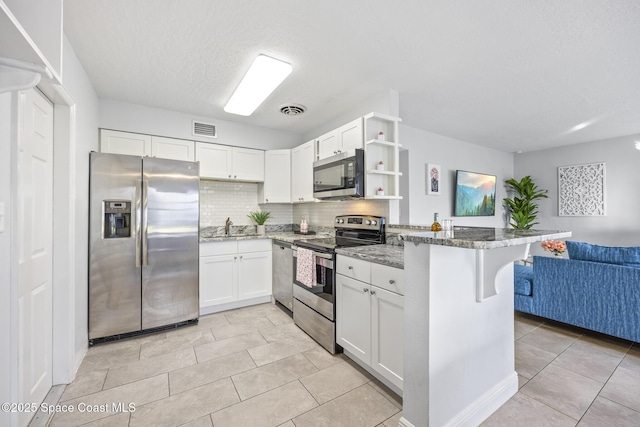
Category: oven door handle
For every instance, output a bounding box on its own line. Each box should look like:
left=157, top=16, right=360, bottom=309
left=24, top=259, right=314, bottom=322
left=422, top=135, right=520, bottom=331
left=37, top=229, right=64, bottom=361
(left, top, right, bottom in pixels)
left=292, top=247, right=334, bottom=260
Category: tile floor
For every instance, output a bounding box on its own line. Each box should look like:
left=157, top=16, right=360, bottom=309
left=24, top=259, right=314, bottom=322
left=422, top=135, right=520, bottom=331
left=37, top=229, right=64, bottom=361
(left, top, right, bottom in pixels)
left=46, top=305, right=640, bottom=427
left=47, top=303, right=402, bottom=427
left=482, top=312, right=640, bottom=426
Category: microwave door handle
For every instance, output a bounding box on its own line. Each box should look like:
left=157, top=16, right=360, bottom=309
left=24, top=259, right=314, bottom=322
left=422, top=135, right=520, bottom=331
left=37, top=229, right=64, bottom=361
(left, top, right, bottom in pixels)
left=135, top=180, right=142, bottom=268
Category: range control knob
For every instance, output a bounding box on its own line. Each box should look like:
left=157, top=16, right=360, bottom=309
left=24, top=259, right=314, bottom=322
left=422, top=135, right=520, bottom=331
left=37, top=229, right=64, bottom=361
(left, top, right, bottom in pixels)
left=371, top=220, right=377, bottom=226
left=338, top=219, right=344, bottom=224
left=335, top=219, right=340, bottom=223
left=365, top=220, right=371, bottom=225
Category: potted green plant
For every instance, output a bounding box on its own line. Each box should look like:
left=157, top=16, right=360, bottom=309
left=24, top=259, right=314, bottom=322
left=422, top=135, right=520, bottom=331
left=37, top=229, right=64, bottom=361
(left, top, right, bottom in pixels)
left=503, top=176, right=548, bottom=260
left=247, top=210, right=270, bottom=235
left=503, top=176, right=548, bottom=229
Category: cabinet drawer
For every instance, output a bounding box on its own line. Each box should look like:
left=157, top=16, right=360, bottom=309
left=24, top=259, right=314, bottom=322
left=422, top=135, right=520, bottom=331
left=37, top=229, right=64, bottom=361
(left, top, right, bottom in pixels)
left=336, top=255, right=371, bottom=283
left=238, top=239, right=272, bottom=253
left=371, top=263, right=404, bottom=296
left=200, top=241, right=238, bottom=257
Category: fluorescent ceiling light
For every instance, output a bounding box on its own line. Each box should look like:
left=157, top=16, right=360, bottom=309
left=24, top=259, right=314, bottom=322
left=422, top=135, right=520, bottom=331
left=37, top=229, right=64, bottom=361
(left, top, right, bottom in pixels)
left=224, top=55, right=292, bottom=116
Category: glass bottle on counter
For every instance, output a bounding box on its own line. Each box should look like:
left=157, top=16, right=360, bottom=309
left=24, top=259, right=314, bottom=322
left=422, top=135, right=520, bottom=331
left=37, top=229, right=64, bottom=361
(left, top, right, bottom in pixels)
left=431, top=213, right=443, bottom=231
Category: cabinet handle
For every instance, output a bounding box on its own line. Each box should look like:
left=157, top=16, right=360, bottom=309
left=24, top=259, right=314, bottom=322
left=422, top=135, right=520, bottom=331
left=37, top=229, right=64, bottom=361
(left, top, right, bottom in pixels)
left=240, top=255, right=243, bottom=259
left=228, top=174, right=231, bottom=178
left=389, top=279, right=395, bottom=284
left=363, top=288, right=369, bottom=293
left=333, top=151, right=337, bottom=154
left=371, top=290, right=376, bottom=295
left=234, top=256, right=237, bottom=259
left=234, top=175, right=237, bottom=178
left=266, top=199, right=269, bottom=202
left=348, top=266, right=353, bottom=270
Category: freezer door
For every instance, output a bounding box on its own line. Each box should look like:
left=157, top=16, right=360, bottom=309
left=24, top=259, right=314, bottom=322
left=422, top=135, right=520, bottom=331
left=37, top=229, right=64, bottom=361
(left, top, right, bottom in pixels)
left=142, top=157, right=200, bottom=329
left=89, top=152, right=142, bottom=339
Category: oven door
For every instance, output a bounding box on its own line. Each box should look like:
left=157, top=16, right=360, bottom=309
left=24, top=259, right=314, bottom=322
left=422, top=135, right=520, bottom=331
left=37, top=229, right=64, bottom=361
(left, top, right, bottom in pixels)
left=312, top=149, right=364, bottom=200
left=292, top=247, right=335, bottom=320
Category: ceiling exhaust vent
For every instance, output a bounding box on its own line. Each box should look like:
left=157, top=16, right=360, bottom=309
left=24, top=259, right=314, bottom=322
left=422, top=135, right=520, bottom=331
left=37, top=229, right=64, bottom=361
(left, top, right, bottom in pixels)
left=192, top=120, right=217, bottom=138
left=279, top=104, right=306, bottom=116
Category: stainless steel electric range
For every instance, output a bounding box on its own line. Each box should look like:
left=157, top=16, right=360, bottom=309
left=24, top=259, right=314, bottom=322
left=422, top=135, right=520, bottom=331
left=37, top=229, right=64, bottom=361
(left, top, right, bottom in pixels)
left=292, top=215, right=385, bottom=353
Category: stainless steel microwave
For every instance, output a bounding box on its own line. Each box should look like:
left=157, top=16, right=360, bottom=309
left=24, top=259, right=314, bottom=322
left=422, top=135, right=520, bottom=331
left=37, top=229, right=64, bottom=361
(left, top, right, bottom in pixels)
left=312, top=149, right=365, bottom=200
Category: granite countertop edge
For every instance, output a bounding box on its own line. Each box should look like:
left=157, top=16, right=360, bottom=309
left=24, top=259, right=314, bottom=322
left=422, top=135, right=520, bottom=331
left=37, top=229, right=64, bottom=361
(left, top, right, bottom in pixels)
left=199, top=232, right=332, bottom=243
left=402, top=229, right=572, bottom=249
left=335, top=245, right=404, bottom=269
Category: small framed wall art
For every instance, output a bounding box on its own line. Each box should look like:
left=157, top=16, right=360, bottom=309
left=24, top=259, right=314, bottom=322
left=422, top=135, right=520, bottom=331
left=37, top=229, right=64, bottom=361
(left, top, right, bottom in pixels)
left=426, top=163, right=441, bottom=195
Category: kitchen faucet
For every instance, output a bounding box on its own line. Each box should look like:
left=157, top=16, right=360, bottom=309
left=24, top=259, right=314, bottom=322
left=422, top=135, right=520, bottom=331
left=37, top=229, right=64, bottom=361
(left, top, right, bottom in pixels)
left=225, top=217, right=233, bottom=236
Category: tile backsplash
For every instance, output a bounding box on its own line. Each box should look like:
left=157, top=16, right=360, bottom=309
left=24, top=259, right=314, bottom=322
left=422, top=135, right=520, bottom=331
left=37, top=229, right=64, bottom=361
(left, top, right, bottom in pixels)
left=292, top=199, right=389, bottom=227
left=199, top=180, right=389, bottom=229
left=199, top=180, right=292, bottom=227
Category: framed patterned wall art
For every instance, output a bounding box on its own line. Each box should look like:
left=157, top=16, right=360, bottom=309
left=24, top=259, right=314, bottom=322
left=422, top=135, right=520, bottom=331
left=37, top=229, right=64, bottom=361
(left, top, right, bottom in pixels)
left=558, top=162, right=606, bottom=216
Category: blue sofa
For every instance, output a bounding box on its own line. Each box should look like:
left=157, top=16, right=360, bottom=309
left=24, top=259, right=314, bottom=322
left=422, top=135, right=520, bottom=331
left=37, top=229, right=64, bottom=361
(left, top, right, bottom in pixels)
left=514, top=242, right=640, bottom=343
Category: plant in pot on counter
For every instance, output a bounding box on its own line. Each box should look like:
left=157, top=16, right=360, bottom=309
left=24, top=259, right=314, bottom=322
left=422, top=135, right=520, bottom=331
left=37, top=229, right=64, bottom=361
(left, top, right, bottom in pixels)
left=247, top=210, right=271, bottom=236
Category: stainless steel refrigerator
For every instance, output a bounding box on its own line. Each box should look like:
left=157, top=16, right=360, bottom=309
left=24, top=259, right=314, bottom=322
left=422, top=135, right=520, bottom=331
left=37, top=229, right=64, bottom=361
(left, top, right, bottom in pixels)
left=89, top=152, right=200, bottom=343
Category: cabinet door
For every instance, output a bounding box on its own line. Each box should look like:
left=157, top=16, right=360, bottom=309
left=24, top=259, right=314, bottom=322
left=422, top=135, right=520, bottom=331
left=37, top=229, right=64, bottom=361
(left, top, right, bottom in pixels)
left=263, top=150, right=291, bottom=203
left=233, top=147, right=265, bottom=181
left=338, top=117, right=364, bottom=152
left=100, top=129, right=151, bottom=156
left=371, top=286, right=404, bottom=390
left=199, top=254, right=237, bottom=308
left=196, top=142, right=233, bottom=179
left=151, top=136, right=195, bottom=161
left=336, top=274, right=371, bottom=365
left=291, top=140, right=315, bottom=202
left=317, top=130, right=339, bottom=160
left=237, top=251, right=272, bottom=300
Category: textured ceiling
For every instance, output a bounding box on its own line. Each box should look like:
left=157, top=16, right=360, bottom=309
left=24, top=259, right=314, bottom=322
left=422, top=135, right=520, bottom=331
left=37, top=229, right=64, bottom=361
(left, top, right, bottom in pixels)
left=63, top=1, right=640, bottom=153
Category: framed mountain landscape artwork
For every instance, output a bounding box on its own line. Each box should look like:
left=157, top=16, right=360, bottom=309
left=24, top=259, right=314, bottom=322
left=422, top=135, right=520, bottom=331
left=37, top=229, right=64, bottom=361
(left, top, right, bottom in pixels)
left=454, top=170, right=496, bottom=216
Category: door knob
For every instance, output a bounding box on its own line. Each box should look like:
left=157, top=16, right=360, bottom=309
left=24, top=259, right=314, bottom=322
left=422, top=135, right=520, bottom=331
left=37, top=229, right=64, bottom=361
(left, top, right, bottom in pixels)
left=363, top=288, right=369, bottom=293
left=348, top=266, right=353, bottom=270
left=389, top=280, right=395, bottom=284
left=371, top=290, right=376, bottom=295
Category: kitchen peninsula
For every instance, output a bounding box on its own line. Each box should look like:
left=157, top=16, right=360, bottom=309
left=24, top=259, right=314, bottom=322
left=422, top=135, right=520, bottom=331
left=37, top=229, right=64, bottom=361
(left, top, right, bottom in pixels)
left=400, top=227, right=571, bottom=427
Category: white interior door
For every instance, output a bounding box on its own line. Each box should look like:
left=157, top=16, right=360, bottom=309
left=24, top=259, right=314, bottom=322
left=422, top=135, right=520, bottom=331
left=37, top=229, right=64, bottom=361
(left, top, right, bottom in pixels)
left=17, top=89, right=53, bottom=426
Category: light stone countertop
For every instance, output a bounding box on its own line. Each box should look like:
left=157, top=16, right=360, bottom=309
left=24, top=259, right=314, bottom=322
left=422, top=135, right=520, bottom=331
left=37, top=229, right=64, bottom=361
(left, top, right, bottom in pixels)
left=335, top=244, right=404, bottom=269
left=199, top=231, right=333, bottom=244
left=402, top=227, right=571, bottom=250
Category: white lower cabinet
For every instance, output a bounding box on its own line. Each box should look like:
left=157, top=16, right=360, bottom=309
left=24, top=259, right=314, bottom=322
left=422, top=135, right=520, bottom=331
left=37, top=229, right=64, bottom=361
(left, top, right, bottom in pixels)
left=336, top=255, right=404, bottom=391
left=200, top=239, right=272, bottom=313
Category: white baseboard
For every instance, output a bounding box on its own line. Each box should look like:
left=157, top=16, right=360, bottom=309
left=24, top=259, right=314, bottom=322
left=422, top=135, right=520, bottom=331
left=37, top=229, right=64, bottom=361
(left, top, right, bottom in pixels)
left=399, top=373, right=517, bottom=427
left=199, top=296, right=272, bottom=316
left=398, top=417, right=415, bottom=427
left=442, top=372, right=518, bottom=427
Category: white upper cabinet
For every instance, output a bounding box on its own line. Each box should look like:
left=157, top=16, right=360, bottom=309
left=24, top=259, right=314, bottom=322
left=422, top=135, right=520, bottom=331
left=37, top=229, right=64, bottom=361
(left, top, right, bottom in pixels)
left=339, top=118, right=364, bottom=152
left=196, top=142, right=265, bottom=182
left=150, top=136, right=195, bottom=161
left=196, top=142, right=233, bottom=179
left=291, top=140, right=316, bottom=202
left=100, top=129, right=152, bottom=156
left=260, top=150, right=291, bottom=203
left=317, top=130, right=339, bottom=160
left=233, top=147, right=265, bottom=181
left=317, top=117, right=363, bottom=160
left=2, top=0, right=63, bottom=82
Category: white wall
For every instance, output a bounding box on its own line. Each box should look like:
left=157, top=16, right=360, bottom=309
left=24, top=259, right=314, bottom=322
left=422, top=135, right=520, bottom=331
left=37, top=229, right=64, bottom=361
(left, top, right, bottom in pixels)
left=0, top=92, right=14, bottom=427
left=99, top=99, right=302, bottom=150
left=301, top=89, right=400, bottom=141
left=514, top=134, right=640, bottom=252
left=401, top=125, right=514, bottom=226
left=60, top=37, right=100, bottom=374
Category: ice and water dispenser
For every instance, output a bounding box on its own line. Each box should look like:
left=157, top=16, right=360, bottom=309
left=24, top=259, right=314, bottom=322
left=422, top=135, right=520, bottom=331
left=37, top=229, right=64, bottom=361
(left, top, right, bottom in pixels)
left=103, top=200, right=131, bottom=238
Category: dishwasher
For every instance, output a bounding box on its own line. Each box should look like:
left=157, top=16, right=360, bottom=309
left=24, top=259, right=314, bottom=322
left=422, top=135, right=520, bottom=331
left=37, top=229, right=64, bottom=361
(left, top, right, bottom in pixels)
left=272, top=241, right=293, bottom=312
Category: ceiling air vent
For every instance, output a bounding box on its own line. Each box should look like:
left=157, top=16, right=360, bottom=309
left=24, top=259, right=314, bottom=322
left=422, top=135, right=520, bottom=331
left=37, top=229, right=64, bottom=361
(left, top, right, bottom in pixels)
left=192, top=120, right=217, bottom=138
left=279, top=104, right=306, bottom=116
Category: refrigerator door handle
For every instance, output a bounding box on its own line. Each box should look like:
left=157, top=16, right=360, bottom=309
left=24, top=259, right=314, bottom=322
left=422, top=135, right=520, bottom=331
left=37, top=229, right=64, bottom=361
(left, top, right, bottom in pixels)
left=142, top=179, right=149, bottom=266
left=135, top=180, right=142, bottom=268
